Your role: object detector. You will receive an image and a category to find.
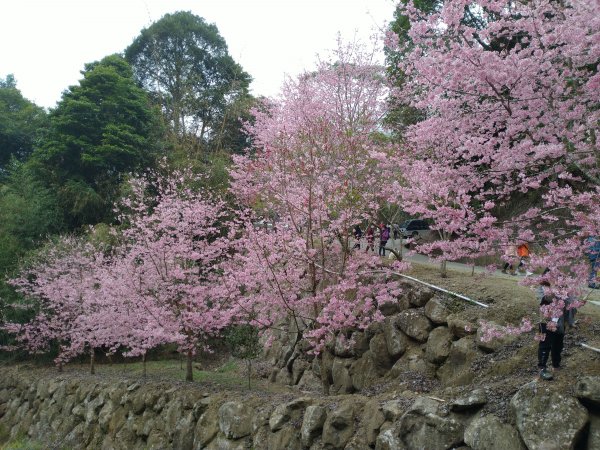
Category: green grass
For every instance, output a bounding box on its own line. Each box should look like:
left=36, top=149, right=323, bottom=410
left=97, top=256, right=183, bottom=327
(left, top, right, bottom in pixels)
left=0, top=425, right=9, bottom=446
left=90, top=358, right=246, bottom=386
left=0, top=434, right=53, bottom=450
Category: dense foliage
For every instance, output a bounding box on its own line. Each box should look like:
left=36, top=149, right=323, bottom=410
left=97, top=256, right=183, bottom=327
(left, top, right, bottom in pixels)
left=385, top=0, right=599, bottom=329
left=125, top=11, right=253, bottom=155
left=0, top=75, right=48, bottom=170
left=30, top=54, right=163, bottom=227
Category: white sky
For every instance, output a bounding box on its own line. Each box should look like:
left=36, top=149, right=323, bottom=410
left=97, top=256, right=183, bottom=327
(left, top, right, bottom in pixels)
left=0, top=0, right=396, bottom=109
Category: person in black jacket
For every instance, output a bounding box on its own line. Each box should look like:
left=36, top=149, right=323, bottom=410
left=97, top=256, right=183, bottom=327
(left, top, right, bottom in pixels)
left=352, top=225, right=363, bottom=250
left=537, top=294, right=564, bottom=380
left=536, top=273, right=576, bottom=381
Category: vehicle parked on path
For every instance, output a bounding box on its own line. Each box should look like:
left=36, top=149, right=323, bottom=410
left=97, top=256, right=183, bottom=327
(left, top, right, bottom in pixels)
left=398, top=219, right=431, bottom=240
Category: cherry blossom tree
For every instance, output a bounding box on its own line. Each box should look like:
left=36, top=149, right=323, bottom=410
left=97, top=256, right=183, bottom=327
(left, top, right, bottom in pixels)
left=4, top=171, right=238, bottom=381
left=4, top=236, right=116, bottom=372
left=228, top=40, right=405, bottom=393
left=386, top=1, right=599, bottom=322
left=115, top=172, right=238, bottom=381
left=88, top=251, right=174, bottom=376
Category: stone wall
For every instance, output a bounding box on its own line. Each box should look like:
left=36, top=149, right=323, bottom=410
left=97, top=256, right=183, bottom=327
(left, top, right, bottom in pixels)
left=266, top=282, right=497, bottom=394
left=0, top=367, right=599, bottom=449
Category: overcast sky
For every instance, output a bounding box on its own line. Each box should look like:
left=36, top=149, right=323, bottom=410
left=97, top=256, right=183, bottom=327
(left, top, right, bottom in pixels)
left=0, top=0, right=396, bottom=109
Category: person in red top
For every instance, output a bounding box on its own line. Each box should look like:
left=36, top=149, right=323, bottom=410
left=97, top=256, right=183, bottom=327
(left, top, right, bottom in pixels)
left=379, top=224, right=391, bottom=256
left=517, top=243, right=531, bottom=275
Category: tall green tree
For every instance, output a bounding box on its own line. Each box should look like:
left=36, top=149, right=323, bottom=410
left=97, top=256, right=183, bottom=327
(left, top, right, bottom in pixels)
left=0, top=160, right=64, bottom=276
left=125, top=11, right=252, bottom=155
left=32, top=55, right=163, bottom=227
left=0, top=74, right=48, bottom=171
left=385, top=1, right=441, bottom=139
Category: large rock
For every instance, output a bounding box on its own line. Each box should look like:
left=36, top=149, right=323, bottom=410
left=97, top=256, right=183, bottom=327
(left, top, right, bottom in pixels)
left=350, top=351, right=380, bottom=391
left=332, top=331, right=369, bottom=358
left=397, top=397, right=464, bottom=450
left=383, top=316, right=410, bottom=360
left=375, top=427, right=402, bottom=450
left=396, top=309, right=433, bottom=343
left=588, top=414, right=600, bottom=450
left=362, top=400, right=386, bottom=448
left=575, top=376, right=600, bottom=408
left=195, top=408, right=219, bottom=448
left=206, top=436, right=249, bottom=450
left=449, top=389, right=487, bottom=412
left=447, top=314, right=477, bottom=338
left=147, top=430, right=169, bottom=450
left=296, top=369, right=321, bottom=393
left=172, top=411, right=195, bottom=450
left=426, top=326, right=453, bottom=364
left=331, top=358, right=354, bottom=394
left=97, top=400, right=116, bottom=432
left=266, top=425, right=302, bottom=450
left=408, top=286, right=435, bottom=307
left=218, top=401, right=253, bottom=440
left=464, top=415, right=525, bottom=450
left=311, top=350, right=334, bottom=385
left=269, top=397, right=311, bottom=432
left=275, top=367, right=293, bottom=385
left=510, top=382, right=589, bottom=450
left=379, top=295, right=411, bottom=316
left=369, top=333, right=393, bottom=372
left=436, top=336, right=482, bottom=386
left=381, top=399, right=406, bottom=422
left=424, top=296, right=451, bottom=324
left=291, top=359, right=308, bottom=385
left=301, top=405, right=326, bottom=448
left=475, top=322, right=517, bottom=353
left=322, top=401, right=356, bottom=449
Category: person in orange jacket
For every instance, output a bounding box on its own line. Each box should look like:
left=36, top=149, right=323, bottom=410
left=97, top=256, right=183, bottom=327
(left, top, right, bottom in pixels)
left=517, top=243, right=531, bottom=275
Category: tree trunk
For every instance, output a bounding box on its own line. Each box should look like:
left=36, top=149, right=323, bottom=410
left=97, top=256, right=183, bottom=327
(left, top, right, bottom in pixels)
left=57, top=361, right=63, bottom=373
left=90, top=349, right=95, bottom=375
left=186, top=351, right=193, bottom=382
left=142, top=353, right=147, bottom=378
left=440, top=260, right=447, bottom=278
left=471, top=264, right=475, bottom=276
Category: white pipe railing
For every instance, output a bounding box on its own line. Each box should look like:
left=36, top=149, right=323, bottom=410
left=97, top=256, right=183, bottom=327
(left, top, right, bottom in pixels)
left=389, top=271, right=490, bottom=308
left=581, top=343, right=600, bottom=354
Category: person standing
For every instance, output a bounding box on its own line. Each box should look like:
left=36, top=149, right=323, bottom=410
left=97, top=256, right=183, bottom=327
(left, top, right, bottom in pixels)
left=392, top=224, right=400, bottom=240
left=537, top=295, right=564, bottom=380
left=535, top=272, right=575, bottom=380
left=585, top=236, right=600, bottom=288
left=352, top=225, right=363, bottom=250
left=502, top=244, right=518, bottom=275
left=379, top=224, right=390, bottom=256
left=516, top=242, right=532, bottom=275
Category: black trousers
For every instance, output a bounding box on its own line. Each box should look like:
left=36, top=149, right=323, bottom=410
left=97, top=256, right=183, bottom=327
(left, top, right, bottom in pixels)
left=379, top=240, right=388, bottom=256
left=538, top=323, right=564, bottom=369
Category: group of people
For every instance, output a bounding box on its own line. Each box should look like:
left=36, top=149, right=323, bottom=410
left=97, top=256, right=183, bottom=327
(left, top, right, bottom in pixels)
left=501, top=242, right=532, bottom=276
left=503, top=237, right=600, bottom=287
left=353, top=223, right=392, bottom=256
